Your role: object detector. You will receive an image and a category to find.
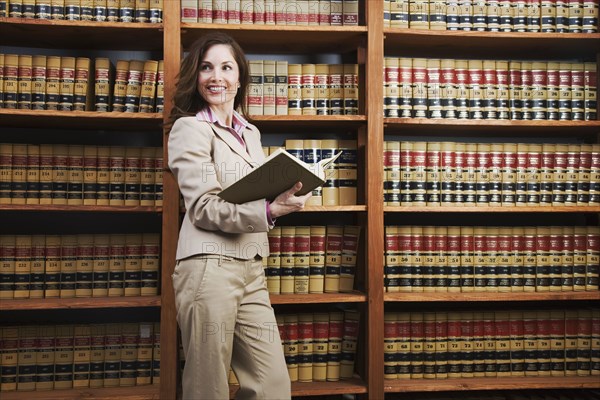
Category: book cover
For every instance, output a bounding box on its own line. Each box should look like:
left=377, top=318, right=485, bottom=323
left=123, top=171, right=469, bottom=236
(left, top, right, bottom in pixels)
left=16, top=325, right=37, bottom=391
left=324, top=225, right=343, bottom=293
left=217, top=147, right=341, bottom=204
left=60, top=235, right=77, bottom=298
left=326, top=311, right=343, bottom=381
left=58, top=56, right=75, bottom=111
left=66, top=144, right=84, bottom=205
left=13, top=235, right=31, bottom=299
left=297, top=313, right=313, bottom=382
left=25, top=144, right=40, bottom=205
left=44, top=235, right=61, bottom=298
left=293, top=226, right=310, bottom=294
left=10, top=143, right=27, bottom=205
left=73, top=325, right=91, bottom=387
left=280, top=226, right=295, bottom=295
left=266, top=226, right=281, bottom=294
left=54, top=324, right=75, bottom=389
left=308, top=225, right=325, bottom=294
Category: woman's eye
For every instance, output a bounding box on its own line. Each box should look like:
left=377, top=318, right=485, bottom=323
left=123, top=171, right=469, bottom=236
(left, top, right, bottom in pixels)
left=201, top=64, right=211, bottom=71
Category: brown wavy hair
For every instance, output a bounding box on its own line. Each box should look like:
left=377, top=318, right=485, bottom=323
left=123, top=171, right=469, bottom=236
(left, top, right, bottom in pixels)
left=166, top=32, right=250, bottom=129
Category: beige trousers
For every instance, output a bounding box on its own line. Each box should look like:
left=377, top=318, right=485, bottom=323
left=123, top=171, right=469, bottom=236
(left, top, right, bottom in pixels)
left=172, top=254, right=291, bottom=400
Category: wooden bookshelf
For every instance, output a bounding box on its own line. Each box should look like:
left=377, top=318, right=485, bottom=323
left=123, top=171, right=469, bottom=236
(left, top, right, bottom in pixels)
left=0, top=296, right=161, bottom=311
left=301, top=205, right=367, bottom=212
left=229, top=377, right=368, bottom=398
left=251, top=114, right=367, bottom=131
left=384, top=376, right=600, bottom=393
left=0, top=205, right=162, bottom=213
left=383, top=29, right=600, bottom=59
left=0, top=384, right=160, bottom=400
left=181, top=23, right=367, bottom=54
left=270, top=292, right=367, bottom=305
left=0, top=109, right=163, bottom=130
left=384, top=291, right=600, bottom=303
left=0, top=17, right=164, bottom=50
left=384, top=206, right=600, bottom=213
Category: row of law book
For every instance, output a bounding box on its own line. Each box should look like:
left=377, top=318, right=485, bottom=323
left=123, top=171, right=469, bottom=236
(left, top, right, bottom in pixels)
left=390, top=391, right=600, bottom=400
left=181, top=0, right=359, bottom=25
left=264, top=225, right=361, bottom=294
left=0, top=233, right=160, bottom=300
left=0, top=143, right=163, bottom=207
left=0, top=54, right=164, bottom=113
left=0, top=322, right=160, bottom=392
left=1, top=0, right=163, bottom=22
left=383, top=0, right=599, bottom=33
left=384, top=225, right=599, bottom=293
left=277, top=310, right=360, bottom=382
left=383, top=141, right=600, bottom=207
left=264, top=139, right=358, bottom=206
left=383, top=58, right=597, bottom=121
left=383, top=308, right=600, bottom=380
left=247, top=61, right=359, bottom=116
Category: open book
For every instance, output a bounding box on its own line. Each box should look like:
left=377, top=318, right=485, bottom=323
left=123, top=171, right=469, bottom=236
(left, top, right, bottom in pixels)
left=218, top=148, right=343, bottom=204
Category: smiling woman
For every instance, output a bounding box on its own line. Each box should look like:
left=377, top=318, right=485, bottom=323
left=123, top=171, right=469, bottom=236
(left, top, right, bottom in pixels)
left=166, top=32, right=312, bottom=400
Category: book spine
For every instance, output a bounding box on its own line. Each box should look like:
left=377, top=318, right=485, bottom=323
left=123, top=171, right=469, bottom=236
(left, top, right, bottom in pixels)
left=67, top=145, right=84, bottom=205
left=92, top=234, right=110, bottom=297
left=13, top=236, right=31, bottom=300
left=558, top=62, right=572, bottom=119
left=401, top=141, right=414, bottom=206
left=16, top=325, right=37, bottom=391
left=537, top=310, right=552, bottom=375
left=343, top=63, right=358, bottom=115
left=550, top=310, right=565, bottom=376
left=25, top=144, right=40, bottom=205
left=103, top=324, right=122, bottom=387
left=141, top=233, right=160, bottom=296
left=108, top=234, right=125, bottom=297
left=440, top=59, right=457, bottom=119
left=571, top=62, right=585, bottom=120
left=136, top=322, right=154, bottom=385
left=266, top=226, right=281, bottom=294
left=565, top=144, right=580, bottom=205
left=54, top=324, right=75, bottom=389
left=584, top=62, right=598, bottom=120
left=340, top=225, right=360, bottom=292
left=304, top=139, right=323, bottom=206
left=73, top=325, right=91, bottom=387
left=540, top=143, right=555, bottom=205
left=396, top=312, right=411, bottom=378
left=473, top=227, right=486, bottom=291
left=411, top=226, right=424, bottom=292
left=549, top=227, right=563, bottom=291
left=489, top=144, right=503, bottom=206
left=124, top=147, right=141, bottom=206
left=297, top=313, right=313, bottom=382
left=511, top=227, right=525, bottom=291
left=591, top=144, right=600, bottom=205
left=153, top=147, right=163, bottom=206
left=497, top=228, right=512, bottom=292
left=10, top=144, right=27, bottom=205
left=433, top=226, right=449, bottom=292
left=522, top=227, right=537, bottom=292
left=59, top=56, right=75, bottom=111
left=324, top=225, right=343, bottom=293
left=17, top=55, right=32, bottom=110
left=315, top=63, right=329, bottom=115
left=29, top=235, right=45, bottom=299
left=31, top=55, right=47, bottom=110
left=384, top=312, right=398, bottom=378
left=328, top=64, right=343, bottom=115
left=423, top=312, right=437, bottom=379
left=124, top=60, right=144, bottom=113
left=139, top=60, right=158, bottom=113
left=280, top=226, right=295, bottom=294
left=586, top=226, right=600, bottom=290
left=109, top=146, right=126, bottom=206
left=75, top=234, right=94, bottom=298
left=312, top=312, right=328, bottom=381
left=308, top=225, right=325, bottom=294
left=124, top=234, right=142, bottom=297
left=73, top=57, right=92, bottom=111
left=460, top=226, right=474, bottom=291
left=561, top=226, right=575, bottom=291
left=510, top=310, right=526, bottom=376
left=425, top=141, right=441, bottom=205
left=262, top=60, right=276, bottom=115
left=0, top=144, right=13, bottom=205
left=275, top=60, right=288, bottom=115
left=526, top=143, right=542, bottom=206
left=454, top=143, right=466, bottom=205
left=535, top=227, right=551, bottom=291
left=482, top=60, right=498, bottom=119
left=293, top=226, right=310, bottom=294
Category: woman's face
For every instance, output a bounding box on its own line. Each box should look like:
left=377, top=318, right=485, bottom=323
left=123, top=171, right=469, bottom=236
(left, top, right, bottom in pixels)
left=197, top=44, right=240, bottom=110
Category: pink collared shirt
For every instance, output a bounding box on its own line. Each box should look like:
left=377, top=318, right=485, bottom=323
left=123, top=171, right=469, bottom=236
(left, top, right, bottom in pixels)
left=196, top=108, right=276, bottom=226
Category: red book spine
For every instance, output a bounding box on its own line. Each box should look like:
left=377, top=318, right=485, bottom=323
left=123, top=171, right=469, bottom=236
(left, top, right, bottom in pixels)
left=410, top=314, right=425, bottom=378
left=398, top=228, right=412, bottom=291
left=532, top=65, right=548, bottom=120
left=411, top=228, right=424, bottom=292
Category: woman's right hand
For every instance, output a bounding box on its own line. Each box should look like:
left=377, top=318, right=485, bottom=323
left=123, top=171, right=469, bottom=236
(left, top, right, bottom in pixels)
left=269, top=182, right=313, bottom=219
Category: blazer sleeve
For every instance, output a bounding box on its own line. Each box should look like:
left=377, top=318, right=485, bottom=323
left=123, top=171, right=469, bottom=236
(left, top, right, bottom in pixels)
left=167, top=117, right=270, bottom=234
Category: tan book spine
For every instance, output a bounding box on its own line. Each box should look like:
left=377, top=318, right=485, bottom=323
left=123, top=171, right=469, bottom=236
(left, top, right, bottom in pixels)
left=266, top=226, right=281, bottom=294
left=397, top=226, right=412, bottom=292
left=140, top=233, right=159, bottom=296
left=410, top=226, right=424, bottom=292
left=153, top=146, right=163, bottom=206
left=412, top=141, right=427, bottom=205
left=461, top=311, right=476, bottom=377
left=445, top=226, right=461, bottom=291
left=17, top=55, right=32, bottom=110
left=3, top=54, right=18, bottom=109
left=10, top=143, right=27, bottom=205
left=75, top=234, right=94, bottom=298
left=124, top=146, right=141, bottom=206
left=523, top=310, right=539, bottom=376
left=67, top=144, right=84, bottom=205
left=328, top=64, right=344, bottom=115
left=35, top=325, right=56, bottom=390
left=454, top=143, right=467, bottom=205
left=422, top=226, right=437, bottom=292
left=535, top=227, right=551, bottom=291
left=426, top=59, right=442, bottom=118
left=58, top=56, right=75, bottom=111
left=538, top=310, right=552, bottom=375
left=510, top=310, right=525, bottom=376
left=549, top=309, right=565, bottom=376
left=575, top=308, right=593, bottom=376
left=13, top=235, right=32, bottom=299
left=138, top=59, right=158, bottom=113
left=560, top=226, right=575, bottom=291
left=384, top=141, right=400, bottom=206
left=287, top=63, right=302, bottom=115
left=283, top=314, right=299, bottom=382
left=94, top=58, right=112, bottom=112
left=400, top=141, right=414, bottom=206
left=94, top=0, right=108, bottom=21
left=339, top=309, right=359, bottom=379
left=25, top=144, right=40, bottom=205
left=120, top=323, right=138, bottom=386
left=59, top=235, right=77, bottom=298
left=108, top=234, right=125, bottom=296
left=473, top=227, right=486, bottom=291
left=548, top=227, right=563, bottom=291
left=112, top=60, right=129, bottom=112
left=79, top=0, right=93, bottom=19
left=297, top=313, right=313, bottom=382
left=92, top=234, right=110, bottom=297
left=509, top=61, right=523, bottom=119
left=73, top=57, right=93, bottom=111
left=0, top=235, right=15, bottom=299
left=275, top=60, right=288, bottom=115
left=120, top=0, right=136, bottom=22
left=124, top=60, right=144, bottom=113
left=434, top=312, right=448, bottom=378
left=133, top=323, right=153, bottom=385
left=124, top=233, right=142, bottom=297
left=0, top=143, right=11, bottom=205
left=82, top=145, right=97, bottom=205
left=578, top=144, right=593, bottom=204
left=260, top=59, right=276, bottom=115
left=468, top=59, right=484, bottom=119
left=586, top=226, right=600, bottom=291
left=308, top=225, right=325, bottom=293
left=181, top=0, right=198, bottom=22
left=149, top=0, right=163, bottom=22
left=384, top=312, right=398, bottom=379
left=591, top=308, right=599, bottom=376
left=314, top=63, right=329, bottom=115
left=565, top=144, right=580, bottom=205
left=139, top=147, right=156, bottom=206
left=409, top=312, right=424, bottom=378
left=324, top=225, right=343, bottom=293
left=95, top=146, right=110, bottom=205
left=423, top=312, right=437, bottom=378
left=483, top=311, right=497, bottom=376
left=509, top=227, right=524, bottom=291
left=152, top=321, right=160, bottom=383
left=339, top=225, right=360, bottom=292
left=493, top=311, right=509, bottom=376
left=1, top=326, right=19, bottom=391
left=326, top=311, right=343, bottom=381
left=304, top=139, right=323, bottom=206
left=16, top=325, right=37, bottom=391
left=526, top=143, right=542, bottom=206
left=565, top=309, right=578, bottom=375
left=540, top=143, right=555, bottom=205
left=396, top=312, right=411, bottom=378
left=279, top=226, right=295, bottom=294
left=154, top=60, right=164, bottom=113
left=135, top=0, right=150, bottom=22
left=44, top=235, right=61, bottom=298
left=103, top=323, right=121, bottom=387
left=248, top=60, right=264, bottom=116
left=343, top=63, right=358, bottom=115
left=108, top=146, right=126, bottom=206
left=28, top=235, right=45, bottom=299
left=73, top=325, right=91, bottom=387
left=440, top=141, right=455, bottom=206
left=65, top=0, right=81, bottom=20
left=320, top=139, right=339, bottom=206
left=89, top=324, right=106, bottom=388
left=31, top=55, right=47, bottom=110
left=54, top=324, right=75, bottom=389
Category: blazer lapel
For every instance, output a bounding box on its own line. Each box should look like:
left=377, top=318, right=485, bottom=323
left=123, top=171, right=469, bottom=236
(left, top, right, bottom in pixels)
left=210, top=124, right=256, bottom=166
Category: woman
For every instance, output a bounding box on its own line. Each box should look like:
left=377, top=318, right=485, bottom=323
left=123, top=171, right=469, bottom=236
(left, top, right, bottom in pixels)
left=167, top=32, right=311, bottom=399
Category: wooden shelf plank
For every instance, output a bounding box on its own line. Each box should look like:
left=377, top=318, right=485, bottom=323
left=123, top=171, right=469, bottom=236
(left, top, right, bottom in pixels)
left=0, top=17, right=164, bottom=50
left=230, top=377, right=367, bottom=398
left=0, top=384, right=160, bottom=400
left=0, top=205, right=161, bottom=213
left=301, top=205, right=367, bottom=212
left=384, top=376, right=600, bottom=392
left=0, top=296, right=161, bottom=311
left=384, top=206, right=600, bottom=213
left=384, top=29, right=600, bottom=59
left=0, top=109, right=163, bottom=130
left=384, top=118, right=600, bottom=136
left=252, top=115, right=367, bottom=132
left=384, top=292, right=600, bottom=302
left=181, top=23, right=367, bottom=53
left=271, top=292, right=367, bottom=304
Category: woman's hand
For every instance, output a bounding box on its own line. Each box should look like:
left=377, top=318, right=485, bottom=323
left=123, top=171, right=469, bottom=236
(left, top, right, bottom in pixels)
left=269, top=182, right=313, bottom=219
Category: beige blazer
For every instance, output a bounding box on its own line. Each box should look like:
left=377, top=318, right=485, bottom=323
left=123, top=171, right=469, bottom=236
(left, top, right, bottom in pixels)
left=168, top=116, right=271, bottom=260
